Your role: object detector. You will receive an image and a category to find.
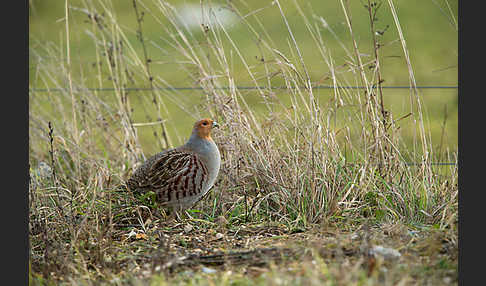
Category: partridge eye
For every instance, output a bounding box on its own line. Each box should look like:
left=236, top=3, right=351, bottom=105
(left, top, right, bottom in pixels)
left=202, top=122, right=208, bottom=126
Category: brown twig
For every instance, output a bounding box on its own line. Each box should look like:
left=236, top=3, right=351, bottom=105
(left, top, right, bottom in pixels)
left=132, top=0, right=170, bottom=150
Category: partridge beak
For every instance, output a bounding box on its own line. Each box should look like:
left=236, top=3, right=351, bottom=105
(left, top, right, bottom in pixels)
left=212, top=121, right=220, bottom=128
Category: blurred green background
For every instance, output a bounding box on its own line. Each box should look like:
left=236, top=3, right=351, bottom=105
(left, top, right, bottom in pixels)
left=29, top=0, right=457, bottom=156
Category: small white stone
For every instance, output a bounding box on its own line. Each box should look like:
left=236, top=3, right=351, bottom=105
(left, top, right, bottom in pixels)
left=370, top=245, right=401, bottom=261
left=201, top=267, right=217, bottom=274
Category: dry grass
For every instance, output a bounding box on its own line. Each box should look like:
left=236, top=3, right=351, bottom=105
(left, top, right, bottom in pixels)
left=29, top=0, right=457, bottom=284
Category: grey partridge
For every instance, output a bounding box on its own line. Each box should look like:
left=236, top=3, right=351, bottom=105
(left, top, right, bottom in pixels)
left=127, top=118, right=221, bottom=212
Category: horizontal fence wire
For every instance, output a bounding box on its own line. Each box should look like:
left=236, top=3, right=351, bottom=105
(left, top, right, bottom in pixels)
left=341, top=162, right=457, bottom=167
left=395, top=162, right=456, bottom=166
left=29, top=85, right=458, bottom=93
left=29, top=84, right=458, bottom=166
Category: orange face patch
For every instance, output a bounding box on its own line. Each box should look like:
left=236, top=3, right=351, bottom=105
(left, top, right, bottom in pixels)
left=194, top=118, right=215, bottom=140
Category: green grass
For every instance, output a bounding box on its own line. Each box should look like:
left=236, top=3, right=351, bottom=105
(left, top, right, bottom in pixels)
left=29, top=0, right=457, bottom=284
left=29, top=0, right=458, bottom=85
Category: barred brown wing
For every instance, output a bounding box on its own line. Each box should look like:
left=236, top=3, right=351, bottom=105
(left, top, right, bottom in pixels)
left=134, top=150, right=210, bottom=205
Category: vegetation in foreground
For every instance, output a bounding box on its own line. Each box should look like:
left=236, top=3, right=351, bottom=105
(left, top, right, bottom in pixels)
left=29, top=0, right=457, bottom=284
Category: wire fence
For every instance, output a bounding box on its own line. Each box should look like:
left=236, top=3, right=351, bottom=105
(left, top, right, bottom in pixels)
left=29, top=84, right=458, bottom=167
left=399, top=162, right=456, bottom=166
left=342, top=162, right=458, bottom=167
left=29, top=85, right=458, bottom=93
left=338, top=161, right=457, bottom=167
